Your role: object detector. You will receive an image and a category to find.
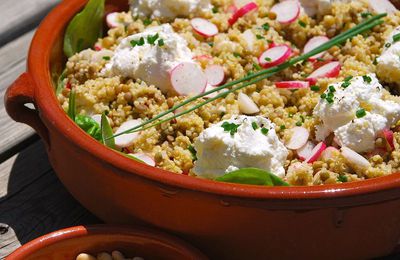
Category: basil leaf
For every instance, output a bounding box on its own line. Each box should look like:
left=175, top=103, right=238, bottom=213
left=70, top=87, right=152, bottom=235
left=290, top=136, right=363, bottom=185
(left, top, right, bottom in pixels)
left=56, top=68, right=67, bottom=95
left=64, top=0, right=105, bottom=57
left=75, top=115, right=102, bottom=141
left=67, top=88, right=76, bottom=120
left=215, top=168, right=289, bottom=186
left=101, top=113, right=116, bottom=149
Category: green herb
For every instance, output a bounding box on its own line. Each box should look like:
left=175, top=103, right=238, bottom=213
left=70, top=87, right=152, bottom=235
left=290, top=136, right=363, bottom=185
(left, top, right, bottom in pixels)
left=75, top=115, right=102, bottom=141
left=68, top=88, right=76, bottom=120
left=320, top=93, right=327, bottom=99
left=385, top=42, right=392, bottom=48
left=188, top=145, right=197, bottom=161
left=262, top=23, right=270, bottom=31
left=288, top=113, right=294, bottom=118
left=102, top=56, right=110, bottom=60
left=373, top=58, right=378, bottom=65
left=361, top=12, right=372, bottom=18
left=101, top=113, right=116, bottom=149
left=328, top=85, right=336, bottom=92
left=233, top=52, right=241, bottom=58
left=158, top=39, right=165, bottom=46
left=122, top=153, right=146, bottom=163
left=56, top=68, right=68, bottom=95
left=300, top=115, right=305, bottom=122
left=344, top=76, right=353, bottom=81
left=208, top=42, right=214, bottom=47
left=261, top=127, right=269, bottom=135
left=326, top=96, right=334, bottom=104
left=341, top=81, right=351, bottom=88
left=337, top=175, right=348, bottom=183
left=296, top=121, right=302, bottom=126
left=393, top=33, right=400, bottom=42
left=256, top=34, right=265, bottom=40
left=212, top=6, right=219, bottom=13
left=316, top=57, right=325, bottom=62
left=280, top=125, right=286, bottom=130
left=215, top=168, right=289, bottom=186
left=109, top=14, right=388, bottom=139
left=356, top=108, right=366, bottom=118
left=63, top=0, right=105, bottom=57
left=130, top=37, right=145, bottom=47
left=252, top=122, right=259, bottom=130
left=310, top=85, right=320, bottom=92
left=221, top=122, right=241, bottom=136
left=143, top=18, right=152, bottom=25
left=147, top=33, right=159, bottom=45
left=363, top=75, right=372, bottom=83
left=264, top=57, right=272, bottom=62
left=298, top=20, right=306, bottom=28
left=253, top=63, right=262, bottom=70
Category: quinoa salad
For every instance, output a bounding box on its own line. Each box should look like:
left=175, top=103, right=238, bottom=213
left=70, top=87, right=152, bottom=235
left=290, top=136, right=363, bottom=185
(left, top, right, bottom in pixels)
left=57, top=0, right=400, bottom=186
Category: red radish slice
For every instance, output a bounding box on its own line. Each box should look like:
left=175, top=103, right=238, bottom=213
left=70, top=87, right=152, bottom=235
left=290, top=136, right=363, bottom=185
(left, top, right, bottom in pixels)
left=341, top=146, right=371, bottom=169
left=94, top=44, right=102, bottom=51
left=228, top=2, right=258, bottom=25
left=106, top=12, right=123, bottom=28
left=238, top=92, right=260, bottom=114
left=191, top=18, right=219, bottom=37
left=226, top=4, right=238, bottom=13
left=368, top=0, right=398, bottom=14
left=306, top=61, right=341, bottom=85
left=204, top=65, right=225, bottom=86
left=286, top=127, right=310, bottom=150
left=115, top=119, right=142, bottom=148
left=297, top=141, right=315, bottom=161
left=270, top=0, right=300, bottom=24
left=170, top=62, right=207, bottom=96
left=321, top=146, right=339, bottom=160
left=258, top=45, right=292, bottom=68
left=234, top=0, right=254, bottom=8
left=305, top=142, right=327, bottom=163
left=275, top=80, right=309, bottom=89
left=378, top=129, right=395, bottom=151
left=129, top=153, right=156, bottom=166
left=192, top=54, right=213, bottom=61
left=303, top=36, right=329, bottom=61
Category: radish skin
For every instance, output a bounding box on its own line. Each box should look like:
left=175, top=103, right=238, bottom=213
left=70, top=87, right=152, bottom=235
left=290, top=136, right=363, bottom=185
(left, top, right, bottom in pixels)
left=204, top=65, right=225, bottom=86
left=306, top=61, right=341, bottom=85
left=191, top=18, right=219, bottom=37
left=275, top=81, right=309, bottom=89
left=305, top=142, right=327, bottom=163
left=270, top=0, right=301, bottom=24
left=228, top=2, right=258, bottom=25
left=170, top=62, right=207, bottom=96
left=297, top=141, right=315, bottom=161
left=303, top=36, right=329, bottom=61
left=286, top=127, right=310, bottom=150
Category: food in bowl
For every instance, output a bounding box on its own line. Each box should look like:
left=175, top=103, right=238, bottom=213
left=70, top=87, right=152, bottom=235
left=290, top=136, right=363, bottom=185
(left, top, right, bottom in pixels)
left=76, top=251, right=143, bottom=260
left=57, top=0, right=400, bottom=186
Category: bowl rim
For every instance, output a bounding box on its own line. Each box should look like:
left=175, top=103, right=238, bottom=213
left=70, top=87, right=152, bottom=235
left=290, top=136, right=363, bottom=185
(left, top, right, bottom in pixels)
left=27, top=0, right=400, bottom=200
left=5, top=225, right=207, bottom=259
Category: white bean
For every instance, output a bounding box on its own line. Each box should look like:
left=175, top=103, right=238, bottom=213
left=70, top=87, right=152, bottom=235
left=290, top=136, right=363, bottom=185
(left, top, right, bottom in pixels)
left=76, top=253, right=96, bottom=260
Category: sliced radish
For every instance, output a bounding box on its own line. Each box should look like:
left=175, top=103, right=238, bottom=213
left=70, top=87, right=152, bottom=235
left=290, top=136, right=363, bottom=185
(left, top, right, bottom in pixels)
left=305, top=142, right=327, bottom=163
left=241, top=29, right=255, bottom=51
left=238, top=92, right=260, bottom=115
left=270, top=0, right=301, bottom=24
left=228, top=2, right=258, bottom=25
left=286, top=127, right=310, bottom=150
left=275, top=80, right=309, bottom=89
left=115, top=119, right=142, bottom=148
left=170, top=62, right=207, bottom=96
left=234, top=0, right=254, bottom=8
left=191, top=18, right=219, bottom=37
left=226, top=4, right=238, bottom=13
left=297, top=141, right=315, bottom=161
left=303, top=36, right=330, bottom=61
left=321, top=146, right=339, bottom=160
left=204, top=65, right=225, bottom=86
left=94, top=43, right=102, bottom=51
left=129, top=153, right=156, bottom=166
left=341, top=146, right=371, bottom=169
left=192, top=54, right=213, bottom=61
left=378, top=129, right=395, bottom=151
left=306, top=61, right=341, bottom=85
left=106, top=12, right=124, bottom=28
left=368, top=0, right=398, bottom=14
left=258, top=45, right=292, bottom=68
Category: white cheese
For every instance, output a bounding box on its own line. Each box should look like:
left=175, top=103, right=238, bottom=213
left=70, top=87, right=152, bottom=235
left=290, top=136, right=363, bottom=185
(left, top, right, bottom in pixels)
left=377, top=26, right=400, bottom=84
left=313, top=74, right=400, bottom=153
left=102, top=24, right=194, bottom=95
left=193, top=115, right=288, bottom=179
left=129, top=0, right=212, bottom=19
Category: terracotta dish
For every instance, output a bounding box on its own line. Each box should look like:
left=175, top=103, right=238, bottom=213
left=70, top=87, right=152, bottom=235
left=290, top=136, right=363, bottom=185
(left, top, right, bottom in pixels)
left=5, top=0, right=400, bottom=259
left=6, top=225, right=206, bottom=259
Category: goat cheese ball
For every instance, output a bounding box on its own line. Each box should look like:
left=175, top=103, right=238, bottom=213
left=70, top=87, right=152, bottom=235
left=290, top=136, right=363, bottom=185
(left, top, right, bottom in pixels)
left=193, top=116, right=289, bottom=179
left=314, top=74, right=400, bottom=153
left=377, top=26, right=400, bottom=84
left=102, top=24, right=195, bottom=95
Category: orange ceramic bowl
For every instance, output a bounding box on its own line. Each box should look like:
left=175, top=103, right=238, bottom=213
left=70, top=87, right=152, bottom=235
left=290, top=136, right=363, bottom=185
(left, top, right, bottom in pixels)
left=6, top=225, right=207, bottom=260
left=5, top=0, right=400, bottom=259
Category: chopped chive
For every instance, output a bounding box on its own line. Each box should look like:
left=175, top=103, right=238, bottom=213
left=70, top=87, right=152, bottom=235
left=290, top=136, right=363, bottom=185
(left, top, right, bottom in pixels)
left=102, top=56, right=110, bottom=60
left=327, top=92, right=334, bottom=98
left=361, top=12, right=372, bottom=18
left=143, top=18, right=152, bottom=25
left=212, top=6, right=218, bottom=13
left=385, top=42, right=392, bottom=48
left=130, top=40, right=137, bottom=47
left=188, top=145, right=197, bottom=160
left=337, top=175, right=348, bottom=183
left=261, top=127, right=269, bottom=135
left=264, top=57, right=272, bottom=62
left=262, top=23, right=270, bottom=31
left=356, top=108, right=366, bottom=118
left=256, top=34, right=265, bottom=40
left=280, top=125, right=286, bottom=130
left=373, top=57, right=378, bottom=65
left=288, top=113, right=294, bottom=118
left=316, top=57, right=325, bottom=62
left=328, top=85, right=336, bottom=92
left=233, top=52, right=241, bottom=58
left=252, top=122, right=259, bottom=130
left=393, top=33, right=400, bottom=42
left=221, top=122, right=241, bottom=136
left=253, top=63, right=262, bottom=70
left=298, top=20, right=306, bottom=28
left=296, top=121, right=302, bottom=126
left=320, top=93, right=327, bottom=99
left=208, top=42, right=214, bottom=47
left=158, top=39, right=165, bottom=46
left=362, top=75, right=372, bottom=83
left=300, top=115, right=305, bottom=122
left=344, top=76, right=353, bottom=81
left=310, top=85, right=320, bottom=91
left=341, top=81, right=351, bottom=88
left=147, top=33, right=159, bottom=45
left=326, top=97, right=334, bottom=104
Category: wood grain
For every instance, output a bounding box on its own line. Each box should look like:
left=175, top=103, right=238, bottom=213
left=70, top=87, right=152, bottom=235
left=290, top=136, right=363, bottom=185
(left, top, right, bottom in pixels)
left=0, top=141, right=99, bottom=258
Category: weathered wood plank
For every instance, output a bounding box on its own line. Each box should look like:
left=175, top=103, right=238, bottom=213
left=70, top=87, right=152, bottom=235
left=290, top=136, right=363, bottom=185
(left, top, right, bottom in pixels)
left=0, top=31, right=37, bottom=162
left=0, top=141, right=99, bottom=258
left=0, top=0, right=60, bottom=47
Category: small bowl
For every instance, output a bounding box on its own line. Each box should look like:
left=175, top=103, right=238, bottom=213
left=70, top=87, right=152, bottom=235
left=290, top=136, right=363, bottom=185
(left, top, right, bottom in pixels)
left=6, top=225, right=207, bottom=260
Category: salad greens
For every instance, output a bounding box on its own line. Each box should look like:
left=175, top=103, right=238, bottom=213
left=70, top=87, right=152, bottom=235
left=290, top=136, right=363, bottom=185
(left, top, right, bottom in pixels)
left=67, top=88, right=76, bottom=120
left=101, top=113, right=116, bottom=149
left=216, top=168, right=289, bottom=186
left=64, top=0, right=105, bottom=57
left=75, top=115, right=102, bottom=141
left=56, top=68, right=68, bottom=95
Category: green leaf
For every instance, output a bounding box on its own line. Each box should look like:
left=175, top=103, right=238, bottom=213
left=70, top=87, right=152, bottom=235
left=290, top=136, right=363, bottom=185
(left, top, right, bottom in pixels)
left=56, top=68, right=68, bottom=95
left=67, top=88, right=76, bottom=120
left=64, top=0, right=105, bottom=57
left=215, top=168, right=289, bottom=186
left=101, top=113, right=116, bottom=149
left=75, top=115, right=102, bottom=141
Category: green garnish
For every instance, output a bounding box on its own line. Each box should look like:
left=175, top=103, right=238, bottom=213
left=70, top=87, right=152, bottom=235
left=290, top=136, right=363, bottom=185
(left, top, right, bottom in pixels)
left=264, top=57, right=272, bottom=62
left=68, top=88, right=76, bottom=120
left=212, top=6, right=218, bottom=13
left=326, top=97, right=334, bottom=104
left=328, top=85, right=336, bottom=92
left=385, top=42, right=392, bottom=48
left=216, top=168, right=289, bottom=186
left=233, top=52, right=241, bottom=58
left=143, top=18, right=152, bottom=25
left=75, top=115, right=102, bottom=141
left=253, top=63, right=262, bottom=70
left=130, top=37, right=145, bottom=47
left=207, top=42, right=214, bottom=47
left=63, top=0, right=105, bottom=57
left=344, top=76, right=353, bottom=81
left=261, top=127, right=269, bottom=135
left=296, top=121, right=302, bottom=126
left=363, top=75, right=372, bottom=83
left=300, top=115, right=305, bottom=122
left=361, top=12, right=372, bottom=18
left=188, top=145, right=197, bottom=161
left=341, top=81, right=351, bottom=88
left=288, top=113, right=294, bottom=118
left=373, top=57, right=378, bottom=65
left=337, top=175, right=348, bottom=183
left=108, top=14, right=388, bottom=139
left=147, top=33, right=159, bottom=45
left=316, top=57, right=325, bottom=62
left=393, top=33, right=400, bottom=42
left=56, top=68, right=68, bottom=95
left=320, top=93, right=327, bottom=99
left=102, top=56, right=110, bottom=61
left=356, top=108, right=366, bottom=118
left=310, top=85, right=320, bottom=92
left=298, top=20, right=306, bottom=28
left=252, top=122, right=259, bottom=130
left=280, top=125, right=286, bottom=130
left=256, top=34, right=265, bottom=40
left=221, top=122, right=241, bottom=136
left=158, top=39, right=165, bottom=47
left=101, top=113, right=116, bottom=149
left=262, top=23, right=270, bottom=31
